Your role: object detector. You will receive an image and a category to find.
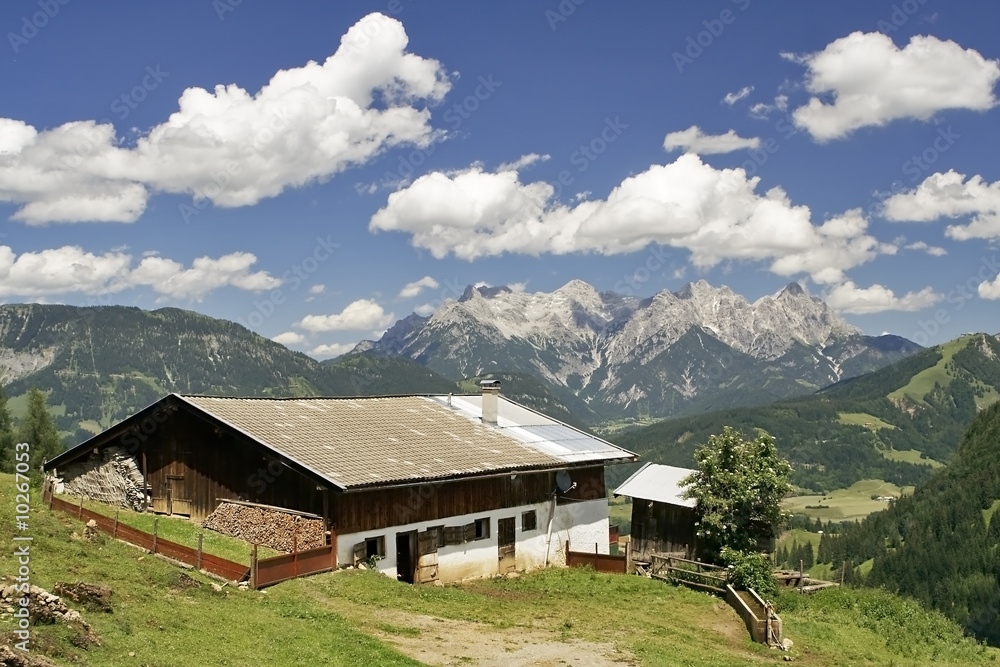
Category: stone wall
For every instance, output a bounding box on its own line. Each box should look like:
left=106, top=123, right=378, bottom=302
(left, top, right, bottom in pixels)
left=55, top=446, right=145, bottom=512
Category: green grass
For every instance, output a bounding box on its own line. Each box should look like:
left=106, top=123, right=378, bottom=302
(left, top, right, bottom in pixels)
left=837, top=412, right=896, bottom=430
left=69, top=494, right=280, bottom=563
left=4, top=474, right=997, bottom=666
left=888, top=336, right=969, bottom=405
left=784, top=479, right=914, bottom=521
left=881, top=448, right=945, bottom=468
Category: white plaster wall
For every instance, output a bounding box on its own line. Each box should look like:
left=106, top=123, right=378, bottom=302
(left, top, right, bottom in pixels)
left=337, top=496, right=610, bottom=583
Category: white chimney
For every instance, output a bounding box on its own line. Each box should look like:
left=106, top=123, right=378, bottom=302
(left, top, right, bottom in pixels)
left=479, top=379, right=501, bottom=425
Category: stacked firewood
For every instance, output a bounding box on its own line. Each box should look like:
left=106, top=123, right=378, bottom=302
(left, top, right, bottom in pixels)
left=202, top=502, right=326, bottom=552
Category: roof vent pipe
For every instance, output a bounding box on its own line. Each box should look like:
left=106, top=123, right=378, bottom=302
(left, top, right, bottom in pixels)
left=479, top=379, right=501, bottom=425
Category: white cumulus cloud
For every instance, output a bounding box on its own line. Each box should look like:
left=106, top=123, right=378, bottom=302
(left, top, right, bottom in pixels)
left=272, top=331, right=307, bottom=346
left=824, top=281, right=942, bottom=314
left=0, top=246, right=278, bottom=300
left=370, top=153, right=893, bottom=285
left=309, top=342, right=356, bottom=358
left=297, top=299, right=394, bottom=332
left=0, top=13, right=450, bottom=225
left=785, top=32, right=1000, bottom=141
left=398, top=275, right=439, bottom=298
left=722, top=86, right=754, bottom=105
left=883, top=170, right=1000, bottom=240
left=663, top=126, right=761, bottom=154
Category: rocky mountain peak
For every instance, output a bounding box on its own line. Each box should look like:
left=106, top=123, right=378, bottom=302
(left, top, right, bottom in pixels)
left=458, top=284, right=513, bottom=302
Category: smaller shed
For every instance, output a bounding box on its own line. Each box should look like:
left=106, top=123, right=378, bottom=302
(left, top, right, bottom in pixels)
left=614, top=463, right=699, bottom=560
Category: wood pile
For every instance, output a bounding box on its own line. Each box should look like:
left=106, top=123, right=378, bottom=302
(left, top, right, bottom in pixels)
left=203, top=501, right=326, bottom=552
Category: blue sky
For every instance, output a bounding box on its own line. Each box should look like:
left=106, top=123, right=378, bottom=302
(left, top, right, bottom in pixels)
left=2, top=0, right=999, bottom=357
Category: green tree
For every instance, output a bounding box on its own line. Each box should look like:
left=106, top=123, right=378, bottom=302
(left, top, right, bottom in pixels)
left=0, top=386, right=13, bottom=472
left=683, top=426, right=793, bottom=556
left=17, top=387, right=63, bottom=474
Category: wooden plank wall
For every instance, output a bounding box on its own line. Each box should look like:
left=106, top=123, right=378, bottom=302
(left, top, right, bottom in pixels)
left=337, top=466, right=606, bottom=534
left=629, top=501, right=697, bottom=560
left=144, top=407, right=324, bottom=522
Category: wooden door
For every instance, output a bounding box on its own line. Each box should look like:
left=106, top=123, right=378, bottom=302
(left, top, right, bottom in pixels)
left=498, top=517, right=516, bottom=574
left=417, top=529, right=439, bottom=584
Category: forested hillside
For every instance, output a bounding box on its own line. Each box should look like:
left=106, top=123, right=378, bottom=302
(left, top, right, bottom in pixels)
left=819, top=402, right=1000, bottom=645
left=611, top=334, right=1000, bottom=492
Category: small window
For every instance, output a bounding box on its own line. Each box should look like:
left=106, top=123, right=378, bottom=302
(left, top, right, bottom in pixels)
left=522, top=510, right=537, bottom=532
left=474, top=517, right=490, bottom=540
left=365, top=536, right=385, bottom=558
left=431, top=525, right=446, bottom=548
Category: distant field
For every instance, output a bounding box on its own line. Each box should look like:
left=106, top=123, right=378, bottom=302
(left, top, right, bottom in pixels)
left=837, top=412, right=896, bottom=430
left=784, top=479, right=913, bottom=521
left=882, top=448, right=944, bottom=468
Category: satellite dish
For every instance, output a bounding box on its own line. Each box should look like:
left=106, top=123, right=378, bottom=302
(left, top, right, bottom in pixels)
left=555, top=470, right=574, bottom=494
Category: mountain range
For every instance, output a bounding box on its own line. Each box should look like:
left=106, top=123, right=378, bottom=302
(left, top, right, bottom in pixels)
left=356, top=279, right=920, bottom=420
left=0, top=304, right=456, bottom=440
left=612, top=333, right=1000, bottom=492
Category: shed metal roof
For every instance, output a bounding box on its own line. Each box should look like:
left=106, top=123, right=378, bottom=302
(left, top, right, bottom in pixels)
left=613, top=462, right=697, bottom=507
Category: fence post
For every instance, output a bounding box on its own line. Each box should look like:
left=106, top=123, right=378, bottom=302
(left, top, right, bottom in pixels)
left=153, top=519, right=159, bottom=554
left=799, top=559, right=804, bottom=593
left=292, top=531, right=298, bottom=579
left=197, top=534, right=204, bottom=571
left=594, top=542, right=599, bottom=570
left=48, top=486, right=54, bottom=510
left=114, top=511, right=119, bottom=539
left=78, top=495, right=84, bottom=520
left=250, top=543, right=258, bottom=590
left=565, top=540, right=570, bottom=566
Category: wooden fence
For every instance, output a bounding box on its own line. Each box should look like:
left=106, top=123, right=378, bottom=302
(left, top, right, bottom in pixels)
left=250, top=536, right=338, bottom=589
left=565, top=540, right=627, bottom=574
left=649, top=554, right=727, bottom=593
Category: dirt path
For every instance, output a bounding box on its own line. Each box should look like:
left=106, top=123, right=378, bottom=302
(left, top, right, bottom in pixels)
left=371, top=610, right=638, bottom=667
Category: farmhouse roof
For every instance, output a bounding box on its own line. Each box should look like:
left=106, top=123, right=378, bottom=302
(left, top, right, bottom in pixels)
left=46, top=393, right=636, bottom=491
left=613, top=462, right=697, bottom=508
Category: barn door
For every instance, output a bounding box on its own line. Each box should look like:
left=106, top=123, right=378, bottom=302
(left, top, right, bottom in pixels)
left=167, top=475, right=191, bottom=516
left=417, top=529, right=439, bottom=584
left=498, top=517, right=516, bottom=574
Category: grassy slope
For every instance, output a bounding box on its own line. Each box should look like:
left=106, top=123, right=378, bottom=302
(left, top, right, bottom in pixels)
left=887, top=337, right=966, bottom=405
left=2, top=475, right=996, bottom=666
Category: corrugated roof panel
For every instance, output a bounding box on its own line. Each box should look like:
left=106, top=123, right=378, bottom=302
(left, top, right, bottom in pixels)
left=179, top=394, right=635, bottom=490
left=613, top=463, right=697, bottom=507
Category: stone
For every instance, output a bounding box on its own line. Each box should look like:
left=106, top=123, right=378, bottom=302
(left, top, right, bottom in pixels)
left=211, top=583, right=224, bottom=592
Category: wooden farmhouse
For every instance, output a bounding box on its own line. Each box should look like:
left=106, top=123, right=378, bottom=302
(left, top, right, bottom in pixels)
left=614, top=462, right=700, bottom=561
left=44, top=382, right=636, bottom=584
